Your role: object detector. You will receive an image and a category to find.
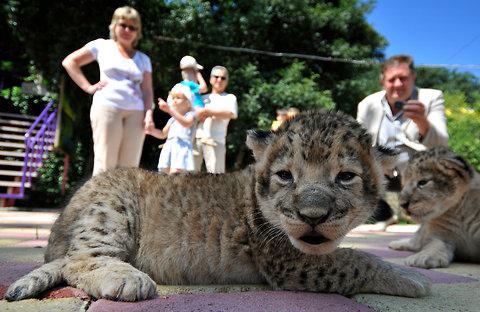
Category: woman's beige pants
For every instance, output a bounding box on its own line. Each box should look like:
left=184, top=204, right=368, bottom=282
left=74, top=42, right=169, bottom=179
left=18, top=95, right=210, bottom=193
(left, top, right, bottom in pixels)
left=90, top=103, right=145, bottom=175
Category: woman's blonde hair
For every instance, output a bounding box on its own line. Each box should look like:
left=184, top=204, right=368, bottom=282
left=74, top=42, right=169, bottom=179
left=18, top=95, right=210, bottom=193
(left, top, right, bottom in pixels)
left=109, top=6, right=142, bottom=47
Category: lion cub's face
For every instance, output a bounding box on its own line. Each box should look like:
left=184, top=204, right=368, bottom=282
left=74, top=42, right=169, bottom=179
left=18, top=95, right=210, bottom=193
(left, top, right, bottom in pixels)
left=399, top=148, right=473, bottom=222
left=247, top=110, right=396, bottom=255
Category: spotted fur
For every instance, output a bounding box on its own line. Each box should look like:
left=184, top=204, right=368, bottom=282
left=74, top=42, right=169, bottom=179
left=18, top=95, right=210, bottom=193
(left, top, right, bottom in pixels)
left=5, top=109, right=430, bottom=301
left=389, top=147, right=480, bottom=268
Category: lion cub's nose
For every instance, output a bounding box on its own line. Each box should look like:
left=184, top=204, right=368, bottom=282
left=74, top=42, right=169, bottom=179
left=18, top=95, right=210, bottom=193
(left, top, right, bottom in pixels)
left=297, top=186, right=333, bottom=226
left=298, top=208, right=330, bottom=226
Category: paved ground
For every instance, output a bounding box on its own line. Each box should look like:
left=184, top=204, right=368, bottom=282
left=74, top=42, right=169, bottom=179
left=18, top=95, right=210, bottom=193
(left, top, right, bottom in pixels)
left=0, top=209, right=478, bottom=311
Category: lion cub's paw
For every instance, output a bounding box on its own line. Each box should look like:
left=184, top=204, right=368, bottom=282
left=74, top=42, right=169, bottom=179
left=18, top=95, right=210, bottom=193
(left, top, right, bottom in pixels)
left=405, top=252, right=450, bottom=269
left=391, top=266, right=431, bottom=297
left=76, top=267, right=157, bottom=301
left=5, top=276, right=41, bottom=301
left=102, top=270, right=156, bottom=301
left=388, top=238, right=415, bottom=251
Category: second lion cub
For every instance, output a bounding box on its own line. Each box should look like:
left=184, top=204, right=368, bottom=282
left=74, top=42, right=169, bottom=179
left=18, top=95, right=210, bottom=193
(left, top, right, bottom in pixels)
left=389, top=147, right=480, bottom=268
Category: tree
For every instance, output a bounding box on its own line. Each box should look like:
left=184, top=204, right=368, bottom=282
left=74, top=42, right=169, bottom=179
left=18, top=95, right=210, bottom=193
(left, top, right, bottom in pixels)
left=416, top=67, right=479, bottom=104
left=443, top=92, right=480, bottom=170
left=3, top=0, right=387, bottom=205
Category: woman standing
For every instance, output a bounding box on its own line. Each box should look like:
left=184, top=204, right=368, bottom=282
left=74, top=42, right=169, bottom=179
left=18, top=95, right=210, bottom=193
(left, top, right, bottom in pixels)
left=62, top=6, right=154, bottom=175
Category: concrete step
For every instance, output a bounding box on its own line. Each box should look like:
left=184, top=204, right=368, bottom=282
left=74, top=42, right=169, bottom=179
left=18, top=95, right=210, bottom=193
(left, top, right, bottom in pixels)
left=0, top=118, right=34, bottom=127
left=0, top=142, right=25, bottom=148
left=0, top=133, right=25, bottom=141
left=0, top=159, right=24, bottom=167
left=0, top=180, right=31, bottom=188
left=0, top=170, right=37, bottom=177
left=0, top=125, right=31, bottom=134
left=0, top=112, right=36, bottom=120
left=0, top=150, right=45, bottom=158
left=0, top=150, right=25, bottom=158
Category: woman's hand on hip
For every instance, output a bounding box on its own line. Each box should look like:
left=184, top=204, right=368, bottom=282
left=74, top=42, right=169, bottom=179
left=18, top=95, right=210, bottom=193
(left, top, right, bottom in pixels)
left=85, top=81, right=107, bottom=95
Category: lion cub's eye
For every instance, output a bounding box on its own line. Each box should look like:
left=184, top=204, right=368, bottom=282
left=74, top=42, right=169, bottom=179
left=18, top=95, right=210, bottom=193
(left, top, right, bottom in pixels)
left=275, top=170, right=294, bottom=182
left=417, top=180, right=429, bottom=188
left=335, top=171, right=357, bottom=184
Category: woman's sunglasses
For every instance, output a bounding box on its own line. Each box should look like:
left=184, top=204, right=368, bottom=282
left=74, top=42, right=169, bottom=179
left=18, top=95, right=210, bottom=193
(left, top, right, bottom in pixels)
left=212, top=75, right=227, bottom=81
left=118, top=23, right=138, bottom=32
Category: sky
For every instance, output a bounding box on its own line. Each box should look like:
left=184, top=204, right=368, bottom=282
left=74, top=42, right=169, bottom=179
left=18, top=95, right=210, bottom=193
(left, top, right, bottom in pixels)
left=365, top=0, right=480, bottom=77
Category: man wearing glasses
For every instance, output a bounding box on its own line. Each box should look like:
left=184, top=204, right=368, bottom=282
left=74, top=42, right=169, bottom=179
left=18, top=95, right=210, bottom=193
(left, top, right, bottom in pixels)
left=194, top=66, right=238, bottom=173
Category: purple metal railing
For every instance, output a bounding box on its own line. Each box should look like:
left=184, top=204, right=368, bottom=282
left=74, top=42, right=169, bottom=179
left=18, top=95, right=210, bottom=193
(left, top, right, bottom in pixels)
left=0, top=100, right=58, bottom=199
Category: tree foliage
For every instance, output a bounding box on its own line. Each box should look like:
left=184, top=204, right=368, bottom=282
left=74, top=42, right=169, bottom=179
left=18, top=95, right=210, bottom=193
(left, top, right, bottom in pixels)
left=2, top=0, right=480, bottom=206
left=416, top=67, right=479, bottom=104
left=443, top=92, right=480, bottom=171
left=2, top=0, right=385, bottom=167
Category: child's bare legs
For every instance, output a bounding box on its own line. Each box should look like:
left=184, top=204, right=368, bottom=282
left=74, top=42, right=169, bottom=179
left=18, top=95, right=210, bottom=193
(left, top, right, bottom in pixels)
left=161, top=168, right=170, bottom=174
left=200, top=117, right=217, bottom=146
left=169, top=168, right=184, bottom=174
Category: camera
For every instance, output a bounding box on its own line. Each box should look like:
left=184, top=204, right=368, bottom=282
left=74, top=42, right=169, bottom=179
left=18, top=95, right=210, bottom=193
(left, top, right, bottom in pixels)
left=395, top=101, right=405, bottom=110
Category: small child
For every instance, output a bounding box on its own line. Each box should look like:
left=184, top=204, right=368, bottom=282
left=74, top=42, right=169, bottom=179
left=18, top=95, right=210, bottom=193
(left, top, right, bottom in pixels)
left=271, top=108, right=288, bottom=131
left=177, top=55, right=217, bottom=147
left=146, top=84, right=196, bottom=174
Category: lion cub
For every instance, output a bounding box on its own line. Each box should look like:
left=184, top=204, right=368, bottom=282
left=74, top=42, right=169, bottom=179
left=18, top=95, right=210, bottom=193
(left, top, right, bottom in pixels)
left=389, top=147, right=480, bottom=268
left=6, top=109, right=430, bottom=301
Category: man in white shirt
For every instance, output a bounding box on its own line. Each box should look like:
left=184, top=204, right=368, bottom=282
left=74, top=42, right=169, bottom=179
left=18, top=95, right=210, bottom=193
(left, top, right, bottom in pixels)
left=357, top=54, right=449, bottom=226
left=194, top=66, right=238, bottom=173
left=357, top=54, right=448, bottom=174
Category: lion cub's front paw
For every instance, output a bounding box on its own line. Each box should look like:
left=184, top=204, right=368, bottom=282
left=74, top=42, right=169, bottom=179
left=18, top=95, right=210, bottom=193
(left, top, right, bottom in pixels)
left=72, top=266, right=157, bottom=301
left=388, top=266, right=431, bottom=297
left=99, top=269, right=156, bottom=301
left=404, top=252, right=450, bottom=269
left=388, top=238, right=415, bottom=251
left=5, top=276, right=40, bottom=301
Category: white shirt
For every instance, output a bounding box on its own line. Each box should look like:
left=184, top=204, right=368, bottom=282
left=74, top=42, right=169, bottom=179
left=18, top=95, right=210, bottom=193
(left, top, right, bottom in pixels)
left=377, top=96, right=427, bottom=152
left=378, top=98, right=408, bottom=149
left=196, top=92, right=237, bottom=145
left=85, top=39, right=152, bottom=111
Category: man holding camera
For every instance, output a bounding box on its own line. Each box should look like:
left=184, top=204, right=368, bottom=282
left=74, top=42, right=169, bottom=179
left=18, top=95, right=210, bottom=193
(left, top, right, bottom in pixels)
left=357, top=54, right=449, bottom=225
left=357, top=54, right=448, bottom=160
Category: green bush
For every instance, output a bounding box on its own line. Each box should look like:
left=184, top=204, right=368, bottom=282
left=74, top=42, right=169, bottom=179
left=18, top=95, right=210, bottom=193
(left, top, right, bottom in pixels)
left=226, top=61, right=335, bottom=168
left=17, top=143, right=89, bottom=207
left=444, top=92, right=480, bottom=170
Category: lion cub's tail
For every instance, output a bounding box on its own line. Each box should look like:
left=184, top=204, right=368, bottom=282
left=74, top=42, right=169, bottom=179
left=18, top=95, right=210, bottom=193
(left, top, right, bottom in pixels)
left=4, top=258, right=66, bottom=301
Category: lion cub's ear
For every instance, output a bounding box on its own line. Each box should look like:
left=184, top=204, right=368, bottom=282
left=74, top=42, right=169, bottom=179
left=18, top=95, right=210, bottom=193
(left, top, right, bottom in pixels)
left=438, top=154, right=473, bottom=181
left=246, top=130, right=274, bottom=161
left=375, top=145, right=400, bottom=176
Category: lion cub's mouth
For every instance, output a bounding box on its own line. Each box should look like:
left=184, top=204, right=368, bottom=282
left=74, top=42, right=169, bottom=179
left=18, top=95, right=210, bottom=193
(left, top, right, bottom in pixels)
left=299, top=231, right=330, bottom=245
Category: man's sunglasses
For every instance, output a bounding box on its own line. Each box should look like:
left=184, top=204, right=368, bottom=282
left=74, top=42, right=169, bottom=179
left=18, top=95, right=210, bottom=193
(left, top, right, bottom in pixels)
left=212, top=75, right=227, bottom=81
left=118, top=23, right=138, bottom=32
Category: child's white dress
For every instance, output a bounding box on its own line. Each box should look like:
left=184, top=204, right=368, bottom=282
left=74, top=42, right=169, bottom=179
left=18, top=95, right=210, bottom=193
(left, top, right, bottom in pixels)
left=157, top=111, right=196, bottom=171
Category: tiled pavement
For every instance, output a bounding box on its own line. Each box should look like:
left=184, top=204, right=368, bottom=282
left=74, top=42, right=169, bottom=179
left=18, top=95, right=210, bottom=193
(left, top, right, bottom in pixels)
left=0, top=210, right=478, bottom=311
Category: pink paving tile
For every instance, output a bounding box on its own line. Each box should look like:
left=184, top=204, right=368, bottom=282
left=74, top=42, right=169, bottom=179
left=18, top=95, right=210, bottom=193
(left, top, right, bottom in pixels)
left=410, top=267, right=478, bottom=284
left=13, top=240, right=48, bottom=248
left=0, top=262, right=90, bottom=300
left=353, top=246, right=478, bottom=284
left=346, top=232, right=413, bottom=243
left=88, top=291, right=375, bottom=312
left=41, top=286, right=90, bottom=300
left=0, top=262, right=40, bottom=299
left=0, top=232, right=50, bottom=240
left=358, top=247, right=414, bottom=258
left=0, top=262, right=40, bottom=285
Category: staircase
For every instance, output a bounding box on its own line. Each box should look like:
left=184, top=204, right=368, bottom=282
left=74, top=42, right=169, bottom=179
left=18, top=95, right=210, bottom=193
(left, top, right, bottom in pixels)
left=0, top=101, right=58, bottom=205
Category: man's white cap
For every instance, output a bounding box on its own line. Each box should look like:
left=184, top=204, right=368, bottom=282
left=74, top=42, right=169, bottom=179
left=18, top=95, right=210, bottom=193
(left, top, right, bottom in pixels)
left=180, top=55, right=203, bottom=70
left=170, top=83, right=194, bottom=106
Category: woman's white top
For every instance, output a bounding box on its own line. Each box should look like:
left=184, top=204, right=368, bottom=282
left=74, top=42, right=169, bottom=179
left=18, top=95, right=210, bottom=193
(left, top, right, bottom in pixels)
left=85, top=39, right=152, bottom=111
